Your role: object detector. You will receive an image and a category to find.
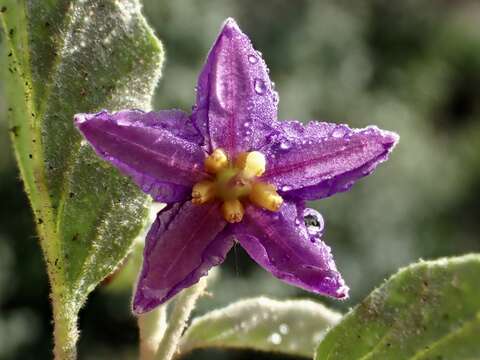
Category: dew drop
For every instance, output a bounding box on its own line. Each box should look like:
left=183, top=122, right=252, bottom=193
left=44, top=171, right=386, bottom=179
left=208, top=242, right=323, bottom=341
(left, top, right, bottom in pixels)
left=248, top=54, right=258, bottom=64
left=273, top=91, right=280, bottom=105
left=279, top=323, right=289, bottom=335
left=281, top=185, right=292, bottom=192
left=254, top=78, right=267, bottom=95
left=304, top=208, right=325, bottom=237
left=279, top=140, right=291, bottom=150
left=268, top=332, right=282, bottom=345
left=332, top=127, right=347, bottom=138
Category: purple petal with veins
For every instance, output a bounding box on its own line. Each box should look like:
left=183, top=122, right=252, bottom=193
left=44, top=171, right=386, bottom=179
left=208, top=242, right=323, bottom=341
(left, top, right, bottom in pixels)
left=133, top=202, right=232, bottom=314
left=233, top=202, right=349, bottom=299
left=191, top=18, right=278, bottom=157
left=75, top=110, right=209, bottom=203
left=262, top=120, right=399, bottom=200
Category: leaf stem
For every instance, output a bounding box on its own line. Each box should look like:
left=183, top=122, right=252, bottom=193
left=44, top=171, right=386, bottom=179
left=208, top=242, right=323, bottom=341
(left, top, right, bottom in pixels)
left=52, top=292, right=79, bottom=360
left=139, top=305, right=167, bottom=360
left=154, top=279, right=208, bottom=360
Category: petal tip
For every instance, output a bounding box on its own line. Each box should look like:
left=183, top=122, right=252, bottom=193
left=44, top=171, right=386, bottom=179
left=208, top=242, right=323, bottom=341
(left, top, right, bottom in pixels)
left=73, top=113, right=88, bottom=126
left=335, top=283, right=350, bottom=300
left=131, top=305, right=144, bottom=316
left=132, top=285, right=148, bottom=315
left=363, top=126, right=400, bottom=152
left=385, top=130, right=400, bottom=148
left=219, top=17, right=244, bottom=40
left=222, top=17, right=240, bottom=30
left=132, top=285, right=160, bottom=315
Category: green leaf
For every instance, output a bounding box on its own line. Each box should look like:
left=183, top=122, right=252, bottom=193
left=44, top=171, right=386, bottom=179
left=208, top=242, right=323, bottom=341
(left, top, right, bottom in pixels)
left=179, top=297, right=342, bottom=358
left=1, top=0, right=163, bottom=357
left=315, top=254, right=480, bottom=360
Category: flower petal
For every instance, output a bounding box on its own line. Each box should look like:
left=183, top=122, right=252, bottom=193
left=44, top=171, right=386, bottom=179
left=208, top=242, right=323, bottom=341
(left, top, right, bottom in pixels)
left=75, top=110, right=208, bottom=203
left=262, top=121, right=399, bottom=200
left=133, top=201, right=233, bottom=314
left=192, top=18, right=278, bottom=156
left=234, top=201, right=348, bottom=299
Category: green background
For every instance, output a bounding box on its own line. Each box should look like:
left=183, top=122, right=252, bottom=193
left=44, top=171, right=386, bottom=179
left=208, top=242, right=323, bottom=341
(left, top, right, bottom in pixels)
left=1, top=0, right=479, bottom=359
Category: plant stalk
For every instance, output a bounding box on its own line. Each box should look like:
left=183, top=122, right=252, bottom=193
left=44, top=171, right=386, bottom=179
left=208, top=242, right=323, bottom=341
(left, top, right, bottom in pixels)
left=139, top=305, right=167, bottom=360
left=154, top=278, right=208, bottom=360
left=52, top=292, right=79, bottom=360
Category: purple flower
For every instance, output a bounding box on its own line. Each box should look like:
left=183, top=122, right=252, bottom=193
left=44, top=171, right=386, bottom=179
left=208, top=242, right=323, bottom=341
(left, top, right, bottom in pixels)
left=75, top=18, right=398, bottom=314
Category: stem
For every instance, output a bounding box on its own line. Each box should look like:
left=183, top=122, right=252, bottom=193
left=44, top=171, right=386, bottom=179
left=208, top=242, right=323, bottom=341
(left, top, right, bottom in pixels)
left=155, top=279, right=208, bottom=360
left=139, top=305, right=167, bottom=360
left=52, top=293, right=79, bottom=360
left=2, top=9, right=77, bottom=360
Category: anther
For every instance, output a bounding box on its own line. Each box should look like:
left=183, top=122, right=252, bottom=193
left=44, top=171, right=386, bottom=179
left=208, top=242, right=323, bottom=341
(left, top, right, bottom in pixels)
left=221, top=199, right=245, bottom=223
left=204, top=148, right=228, bottom=174
left=192, top=180, right=216, bottom=204
left=249, top=182, right=283, bottom=212
left=236, top=151, right=266, bottom=178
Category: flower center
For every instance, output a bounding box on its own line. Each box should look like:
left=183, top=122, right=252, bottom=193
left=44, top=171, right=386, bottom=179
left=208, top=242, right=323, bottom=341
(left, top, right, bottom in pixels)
left=192, top=149, right=283, bottom=223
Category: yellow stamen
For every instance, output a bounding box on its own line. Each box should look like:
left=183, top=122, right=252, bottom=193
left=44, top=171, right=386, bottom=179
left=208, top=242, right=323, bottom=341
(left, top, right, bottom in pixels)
left=192, top=180, right=216, bottom=204
left=204, top=148, right=228, bottom=174
left=221, top=199, right=244, bottom=223
left=192, top=149, right=283, bottom=217
left=249, top=182, right=283, bottom=212
left=236, top=151, right=266, bottom=178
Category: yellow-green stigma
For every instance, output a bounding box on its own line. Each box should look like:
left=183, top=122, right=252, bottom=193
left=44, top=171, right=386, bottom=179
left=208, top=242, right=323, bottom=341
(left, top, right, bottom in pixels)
left=191, top=148, right=283, bottom=223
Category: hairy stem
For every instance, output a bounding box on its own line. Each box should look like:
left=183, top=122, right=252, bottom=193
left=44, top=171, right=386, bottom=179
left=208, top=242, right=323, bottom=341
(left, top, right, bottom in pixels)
left=139, top=305, right=168, bottom=360
left=155, top=279, right=208, bottom=360
left=52, top=293, right=79, bottom=360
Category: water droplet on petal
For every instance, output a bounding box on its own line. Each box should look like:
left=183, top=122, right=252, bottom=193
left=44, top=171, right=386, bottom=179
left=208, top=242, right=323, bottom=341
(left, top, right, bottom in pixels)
left=279, top=140, right=291, bottom=150
left=248, top=54, right=258, bottom=64
left=303, top=208, right=325, bottom=237
left=332, top=126, right=347, bottom=138
left=281, top=185, right=292, bottom=192
left=273, top=91, right=280, bottom=105
left=254, top=78, right=266, bottom=95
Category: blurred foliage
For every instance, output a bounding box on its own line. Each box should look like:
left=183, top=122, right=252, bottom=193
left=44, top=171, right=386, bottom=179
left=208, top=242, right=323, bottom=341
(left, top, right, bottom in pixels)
left=1, top=0, right=480, bottom=359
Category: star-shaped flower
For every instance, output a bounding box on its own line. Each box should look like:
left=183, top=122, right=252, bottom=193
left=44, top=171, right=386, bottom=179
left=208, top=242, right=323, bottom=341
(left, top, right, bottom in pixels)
left=75, top=18, right=398, bottom=314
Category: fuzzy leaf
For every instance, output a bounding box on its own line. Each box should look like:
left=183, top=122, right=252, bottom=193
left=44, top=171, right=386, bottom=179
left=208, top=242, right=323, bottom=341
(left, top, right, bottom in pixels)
left=179, top=297, right=342, bottom=358
left=315, top=254, right=480, bottom=360
left=1, top=0, right=163, bottom=356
